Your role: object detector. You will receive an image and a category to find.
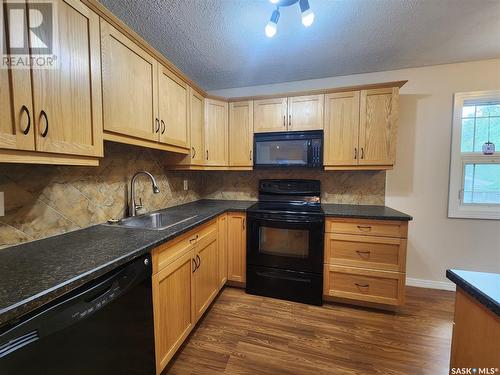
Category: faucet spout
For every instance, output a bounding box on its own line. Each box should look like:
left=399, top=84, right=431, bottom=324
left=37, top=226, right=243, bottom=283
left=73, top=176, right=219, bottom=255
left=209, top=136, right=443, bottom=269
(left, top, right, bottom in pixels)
left=130, top=171, right=160, bottom=217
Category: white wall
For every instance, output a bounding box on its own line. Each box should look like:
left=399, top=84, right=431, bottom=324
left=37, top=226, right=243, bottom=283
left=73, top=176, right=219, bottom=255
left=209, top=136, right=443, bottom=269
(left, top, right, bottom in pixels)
left=210, top=59, right=500, bottom=289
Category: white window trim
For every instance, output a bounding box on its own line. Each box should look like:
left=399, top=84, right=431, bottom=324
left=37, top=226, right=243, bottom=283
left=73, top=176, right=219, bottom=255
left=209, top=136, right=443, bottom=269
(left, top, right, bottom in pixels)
left=448, top=90, right=500, bottom=220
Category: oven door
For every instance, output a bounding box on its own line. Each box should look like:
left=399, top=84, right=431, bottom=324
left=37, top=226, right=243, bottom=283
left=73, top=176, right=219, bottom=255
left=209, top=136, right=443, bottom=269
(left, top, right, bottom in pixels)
left=247, top=212, right=324, bottom=273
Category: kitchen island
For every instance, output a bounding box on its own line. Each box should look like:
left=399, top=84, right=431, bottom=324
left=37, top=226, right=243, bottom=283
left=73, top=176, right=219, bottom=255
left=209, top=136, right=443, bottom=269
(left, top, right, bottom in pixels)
left=446, top=269, right=500, bottom=370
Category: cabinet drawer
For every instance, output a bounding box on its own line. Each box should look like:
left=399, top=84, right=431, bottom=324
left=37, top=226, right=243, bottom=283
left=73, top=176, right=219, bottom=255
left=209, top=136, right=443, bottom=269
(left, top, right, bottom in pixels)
left=152, top=231, right=196, bottom=274
left=194, top=220, right=217, bottom=247
left=326, top=218, right=406, bottom=238
left=323, top=265, right=405, bottom=305
left=325, top=233, right=406, bottom=272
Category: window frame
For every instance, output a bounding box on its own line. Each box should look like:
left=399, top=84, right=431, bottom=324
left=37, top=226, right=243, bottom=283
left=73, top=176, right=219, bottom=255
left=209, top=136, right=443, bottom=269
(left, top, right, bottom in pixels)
left=448, top=90, right=500, bottom=220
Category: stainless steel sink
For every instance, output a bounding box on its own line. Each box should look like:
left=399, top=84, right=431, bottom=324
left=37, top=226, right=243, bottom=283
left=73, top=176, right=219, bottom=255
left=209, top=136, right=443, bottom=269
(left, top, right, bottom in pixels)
left=109, top=212, right=198, bottom=230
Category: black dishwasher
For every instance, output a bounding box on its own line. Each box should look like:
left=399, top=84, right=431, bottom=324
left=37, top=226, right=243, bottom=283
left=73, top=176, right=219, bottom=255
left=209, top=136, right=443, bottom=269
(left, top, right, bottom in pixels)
left=0, top=254, right=155, bottom=375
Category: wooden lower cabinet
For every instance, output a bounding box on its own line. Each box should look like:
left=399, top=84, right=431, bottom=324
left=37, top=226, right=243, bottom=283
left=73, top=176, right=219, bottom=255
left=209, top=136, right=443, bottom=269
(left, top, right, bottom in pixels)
left=152, top=249, right=195, bottom=374
left=218, top=214, right=228, bottom=288
left=151, top=219, right=222, bottom=374
left=194, top=224, right=219, bottom=319
left=323, top=218, right=408, bottom=308
left=227, top=213, right=247, bottom=283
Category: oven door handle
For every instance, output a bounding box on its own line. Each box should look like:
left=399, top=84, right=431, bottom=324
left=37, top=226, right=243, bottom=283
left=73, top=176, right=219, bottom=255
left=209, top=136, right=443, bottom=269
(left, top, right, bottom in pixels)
left=250, top=216, right=323, bottom=224
left=256, top=270, right=312, bottom=283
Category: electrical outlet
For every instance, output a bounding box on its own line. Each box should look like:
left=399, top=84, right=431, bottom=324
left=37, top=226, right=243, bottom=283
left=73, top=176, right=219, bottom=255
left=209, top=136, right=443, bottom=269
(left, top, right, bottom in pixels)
left=183, top=180, right=188, bottom=191
left=0, top=192, right=4, bottom=217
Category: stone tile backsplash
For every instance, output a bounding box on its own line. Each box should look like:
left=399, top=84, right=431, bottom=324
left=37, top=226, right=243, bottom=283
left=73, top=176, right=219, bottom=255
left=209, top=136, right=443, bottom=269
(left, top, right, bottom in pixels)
left=0, top=143, right=203, bottom=248
left=0, top=144, right=385, bottom=248
left=202, top=169, right=385, bottom=205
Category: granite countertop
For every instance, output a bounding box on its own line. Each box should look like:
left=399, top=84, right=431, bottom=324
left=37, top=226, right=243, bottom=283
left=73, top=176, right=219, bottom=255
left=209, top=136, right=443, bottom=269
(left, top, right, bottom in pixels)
left=0, top=200, right=253, bottom=327
left=446, top=269, right=500, bottom=316
left=322, top=204, right=413, bottom=221
left=0, top=199, right=411, bottom=327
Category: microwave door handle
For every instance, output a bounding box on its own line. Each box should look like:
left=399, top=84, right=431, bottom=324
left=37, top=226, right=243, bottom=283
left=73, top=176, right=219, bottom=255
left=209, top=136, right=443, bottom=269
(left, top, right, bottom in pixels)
left=307, top=140, right=312, bottom=166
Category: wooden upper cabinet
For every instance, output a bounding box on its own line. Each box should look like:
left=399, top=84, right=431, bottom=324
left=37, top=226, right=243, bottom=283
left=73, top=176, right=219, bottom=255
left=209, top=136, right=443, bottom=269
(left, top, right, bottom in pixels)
left=152, top=249, right=195, bottom=374
left=287, top=94, right=324, bottom=131
left=229, top=101, right=253, bottom=167
left=204, top=99, right=228, bottom=166
left=359, top=88, right=399, bottom=166
left=189, top=88, right=205, bottom=165
left=101, top=19, right=158, bottom=142
left=158, top=65, right=189, bottom=149
left=253, top=97, right=287, bottom=133
left=227, top=212, right=246, bottom=283
left=324, top=91, right=360, bottom=166
left=30, top=0, right=102, bottom=157
left=0, top=0, right=34, bottom=152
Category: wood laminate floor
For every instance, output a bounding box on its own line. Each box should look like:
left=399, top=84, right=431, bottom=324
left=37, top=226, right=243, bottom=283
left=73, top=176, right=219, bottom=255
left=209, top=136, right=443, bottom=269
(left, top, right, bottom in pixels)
left=165, top=286, right=455, bottom=375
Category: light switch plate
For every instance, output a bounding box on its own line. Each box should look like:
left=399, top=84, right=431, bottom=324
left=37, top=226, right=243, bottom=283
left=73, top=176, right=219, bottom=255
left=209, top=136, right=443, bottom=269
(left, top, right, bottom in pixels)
left=183, top=180, right=188, bottom=191
left=0, top=192, right=4, bottom=217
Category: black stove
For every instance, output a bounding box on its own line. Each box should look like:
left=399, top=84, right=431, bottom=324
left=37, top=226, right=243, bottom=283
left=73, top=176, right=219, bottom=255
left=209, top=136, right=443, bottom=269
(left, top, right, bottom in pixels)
left=246, top=179, right=324, bottom=306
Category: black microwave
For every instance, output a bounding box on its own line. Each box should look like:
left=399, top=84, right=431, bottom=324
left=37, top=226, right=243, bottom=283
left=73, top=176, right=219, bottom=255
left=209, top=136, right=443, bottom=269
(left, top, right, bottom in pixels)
left=253, top=130, right=323, bottom=168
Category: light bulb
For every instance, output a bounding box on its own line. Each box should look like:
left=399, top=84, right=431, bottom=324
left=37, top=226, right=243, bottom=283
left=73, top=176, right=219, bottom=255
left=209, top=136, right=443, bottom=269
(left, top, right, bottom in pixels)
left=265, top=9, right=280, bottom=38
left=265, top=22, right=277, bottom=37
left=269, top=0, right=279, bottom=3
left=301, top=9, right=314, bottom=27
left=299, top=0, right=314, bottom=27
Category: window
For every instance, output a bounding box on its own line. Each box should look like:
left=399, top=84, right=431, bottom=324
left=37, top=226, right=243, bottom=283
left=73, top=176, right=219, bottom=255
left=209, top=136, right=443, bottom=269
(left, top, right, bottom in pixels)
left=448, top=91, right=500, bottom=219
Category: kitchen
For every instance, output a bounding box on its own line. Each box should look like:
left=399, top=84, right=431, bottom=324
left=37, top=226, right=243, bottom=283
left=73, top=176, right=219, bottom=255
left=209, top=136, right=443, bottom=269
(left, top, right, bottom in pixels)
left=0, top=0, right=499, bottom=374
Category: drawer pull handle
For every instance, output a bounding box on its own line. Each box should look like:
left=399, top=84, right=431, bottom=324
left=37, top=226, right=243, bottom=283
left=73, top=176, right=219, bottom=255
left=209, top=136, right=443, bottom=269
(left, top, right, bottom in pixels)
left=357, top=225, right=372, bottom=231
left=356, top=250, right=371, bottom=256
left=355, top=283, right=369, bottom=288
left=196, top=254, right=201, bottom=269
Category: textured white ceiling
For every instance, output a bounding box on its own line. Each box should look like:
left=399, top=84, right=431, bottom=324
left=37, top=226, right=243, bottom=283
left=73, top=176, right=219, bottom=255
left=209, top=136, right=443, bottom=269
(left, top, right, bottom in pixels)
left=98, top=0, right=500, bottom=90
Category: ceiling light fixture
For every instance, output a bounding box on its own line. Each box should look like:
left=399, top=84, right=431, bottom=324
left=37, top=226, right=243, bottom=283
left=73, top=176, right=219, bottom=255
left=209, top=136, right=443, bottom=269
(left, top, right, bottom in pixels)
left=265, top=0, right=315, bottom=37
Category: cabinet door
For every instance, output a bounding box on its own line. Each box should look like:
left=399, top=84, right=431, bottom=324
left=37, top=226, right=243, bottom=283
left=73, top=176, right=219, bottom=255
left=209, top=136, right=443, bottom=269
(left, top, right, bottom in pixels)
left=158, top=66, right=189, bottom=149
left=253, top=97, right=287, bottom=133
left=189, top=88, right=205, bottom=165
left=152, top=250, right=195, bottom=374
left=359, top=88, right=399, bottom=166
left=227, top=213, right=246, bottom=283
left=101, top=19, right=158, bottom=142
left=287, top=94, right=324, bottom=131
left=204, top=99, right=228, bottom=166
left=229, top=101, right=253, bottom=167
left=217, top=213, right=228, bottom=288
left=0, top=0, right=34, bottom=151
left=323, top=91, right=360, bottom=166
left=194, top=228, right=219, bottom=319
left=31, top=0, right=103, bottom=156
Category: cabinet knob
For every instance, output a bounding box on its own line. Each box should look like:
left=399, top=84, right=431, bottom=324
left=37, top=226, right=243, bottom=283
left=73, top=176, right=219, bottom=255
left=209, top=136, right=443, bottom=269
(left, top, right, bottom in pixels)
left=354, top=148, right=358, bottom=160
left=192, top=147, right=196, bottom=158
left=161, top=120, right=165, bottom=134
left=155, top=118, right=160, bottom=133
left=283, top=115, right=286, bottom=128
left=361, top=147, right=365, bottom=159
left=40, top=110, right=48, bottom=137
left=20, top=105, right=31, bottom=135
left=249, top=150, right=252, bottom=161
left=289, top=114, right=292, bottom=127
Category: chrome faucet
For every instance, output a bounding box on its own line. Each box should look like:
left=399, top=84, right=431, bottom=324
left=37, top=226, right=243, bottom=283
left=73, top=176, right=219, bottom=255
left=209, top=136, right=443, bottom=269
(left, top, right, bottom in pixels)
left=129, top=171, right=160, bottom=217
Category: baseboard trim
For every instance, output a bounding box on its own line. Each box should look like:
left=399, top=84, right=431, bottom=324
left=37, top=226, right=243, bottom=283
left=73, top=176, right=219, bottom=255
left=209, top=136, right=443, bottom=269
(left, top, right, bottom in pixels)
left=406, top=277, right=456, bottom=291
